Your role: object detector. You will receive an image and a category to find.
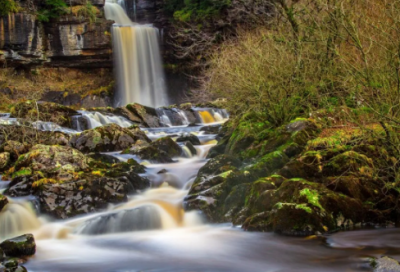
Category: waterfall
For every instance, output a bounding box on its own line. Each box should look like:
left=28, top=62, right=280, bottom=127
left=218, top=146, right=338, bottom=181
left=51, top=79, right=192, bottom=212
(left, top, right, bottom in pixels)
left=105, top=0, right=167, bottom=108
left=0, top=199, right=42, bottom=240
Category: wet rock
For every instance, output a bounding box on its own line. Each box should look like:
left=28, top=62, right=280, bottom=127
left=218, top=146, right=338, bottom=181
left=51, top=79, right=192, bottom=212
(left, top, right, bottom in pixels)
left=176, top=133, right=201, bottom=145
left=0, top=153, right=10, bottom=171
left=0, top=195, right=8, bottom=212
left=129, top=146, right=174, bottom=163
left=372, top=256, right=400, bottom=272
left=200, top=125, right=221, bottom=135
left=198, top=154, right=241, bottom=177
left=125, top=103, right=160, bottom=127
left=81, top=94, right=112, bottom=108
left=185, top=169, right=251, bottom=222
left=183, top=141, right=197, bottom=156
left=70, top=123, right=151, bottom=153
left=0, top=234, right=36, bottom=257
left=124, top=136, right=182, bottom=163
left=87, top=153, right=120, bottom=164
left=10, top=101, right=78, bottom=127
left=151, top=137, right=182, bottom=157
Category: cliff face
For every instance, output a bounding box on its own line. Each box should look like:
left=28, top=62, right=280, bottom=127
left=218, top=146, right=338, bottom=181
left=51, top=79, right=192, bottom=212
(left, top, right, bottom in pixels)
left=0, top=0, right=113, bottom=68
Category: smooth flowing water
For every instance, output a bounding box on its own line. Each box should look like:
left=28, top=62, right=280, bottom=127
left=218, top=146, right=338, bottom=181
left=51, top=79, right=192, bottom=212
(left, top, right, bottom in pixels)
left=104, top=0, right=167, bottom=107
left=0, top=118, right=399, bottom=271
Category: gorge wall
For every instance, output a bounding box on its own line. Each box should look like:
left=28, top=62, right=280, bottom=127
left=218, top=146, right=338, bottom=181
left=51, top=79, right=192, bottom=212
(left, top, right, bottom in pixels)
left=0, top=0, right=112, bottom=68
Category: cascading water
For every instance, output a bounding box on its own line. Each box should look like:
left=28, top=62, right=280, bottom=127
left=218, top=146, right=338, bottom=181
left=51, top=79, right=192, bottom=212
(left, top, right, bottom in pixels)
left=0, top=198, right=41, bottom=240
left=105, top=0, right=167, bottom=108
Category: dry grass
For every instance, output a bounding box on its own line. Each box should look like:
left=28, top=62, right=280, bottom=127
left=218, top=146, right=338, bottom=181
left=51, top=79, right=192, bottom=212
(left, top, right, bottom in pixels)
left=0, top=68, right=113, bottom=110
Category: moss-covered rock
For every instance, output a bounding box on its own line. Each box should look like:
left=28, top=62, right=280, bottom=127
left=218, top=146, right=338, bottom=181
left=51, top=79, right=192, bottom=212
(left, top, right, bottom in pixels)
left=198, top=154, right=241, bottom=177
left=243, top=178, right=365, bottom=235
left=0, top=234, right=35, bottom=257
left=10, top=101, right=78, bottom=127
left=70, top=123, right=151, bottom=153
left=125, top=103, right=160, bottom=127
left=124, top=136, right=181, bottom=163
left=4, top=144, right=149, bottom=219
left=151, top=137, right=182, bottom=157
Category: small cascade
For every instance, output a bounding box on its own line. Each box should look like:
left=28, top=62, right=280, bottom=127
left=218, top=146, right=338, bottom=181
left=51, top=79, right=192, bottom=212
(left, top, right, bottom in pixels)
left=105, top=0, right=168, bottom=108
left=0, top=114, right=78, bottom=134
left=73, top=187, right=202, bottom=235
left=32, top=121, right=79, bottom=134
left=176, top=109, right=190, bottom=125
left=156, top=108, right=192, bottom=127
left=75, top=111, right=133, bottom=130
left=75, top=205, right=163, bottom=235
left=193, top=108, right=230, bottom=124
left=0, top=199, right=42, bottom=240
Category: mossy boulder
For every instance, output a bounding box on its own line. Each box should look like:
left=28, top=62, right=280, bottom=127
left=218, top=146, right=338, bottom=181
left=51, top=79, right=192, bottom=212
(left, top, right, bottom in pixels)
left=0, top=195, right=8, bottom=212
left=10, top=101, right=78, bottom=127
left=124, top=136, right=182, bottom=163
left=0, top=234, right=36, bottom=257
left=243, top=178, right=365, bottom=235
left=246, top=151, right=290, bottom=179
left=70, top=123, right=151, bottom=153
left=151, top=137, right=182, bottom=157
left=4, top=145, right=149, bottom=218
left=185, top=170, right=251, bottom=222
left=125, top=103, right=160, bottom=127
left=197, top=154, right=241, bottom=177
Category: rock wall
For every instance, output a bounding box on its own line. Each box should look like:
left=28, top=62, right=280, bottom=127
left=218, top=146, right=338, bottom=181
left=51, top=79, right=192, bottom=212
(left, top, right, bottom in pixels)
left=0, top=0, right=112, bottom=68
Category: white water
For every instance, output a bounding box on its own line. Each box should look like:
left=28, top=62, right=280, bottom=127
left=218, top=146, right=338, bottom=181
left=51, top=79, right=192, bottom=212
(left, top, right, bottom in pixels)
left=105, top=0, right=167, bottom=108
left=76, top=111, right=133, bottom=129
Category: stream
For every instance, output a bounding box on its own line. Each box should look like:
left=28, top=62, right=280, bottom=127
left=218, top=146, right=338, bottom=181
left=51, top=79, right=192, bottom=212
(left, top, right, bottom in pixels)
left=0, top=111, right=398, bottom=271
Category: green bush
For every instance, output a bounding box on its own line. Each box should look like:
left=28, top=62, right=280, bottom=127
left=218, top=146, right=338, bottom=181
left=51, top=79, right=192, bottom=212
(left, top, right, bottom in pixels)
left=37, top=0, right=68, bottom=22
left=0, top=0, right=20, bottom=16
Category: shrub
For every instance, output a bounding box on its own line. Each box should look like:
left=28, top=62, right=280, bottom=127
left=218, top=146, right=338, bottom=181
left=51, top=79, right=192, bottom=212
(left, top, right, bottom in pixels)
left=207, top=0, right=400, bottom=129
left=37, top=0, right=68, bottom=22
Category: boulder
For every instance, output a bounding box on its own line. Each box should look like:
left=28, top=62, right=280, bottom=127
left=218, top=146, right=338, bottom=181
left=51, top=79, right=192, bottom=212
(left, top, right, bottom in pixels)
left=5, top=145, right=149, bottom=218
left=125, top=103, right=160, bottom=127
left=124, top=137, right=182, bottom=163
left=176, top=133, right=201, bottom=145
left=0, top=234, right=36, bottom=257
left=70, top=123, right=151, bottom=153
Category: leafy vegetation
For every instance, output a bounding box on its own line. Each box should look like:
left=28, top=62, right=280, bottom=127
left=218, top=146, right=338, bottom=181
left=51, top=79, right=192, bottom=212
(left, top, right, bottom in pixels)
left=164, top=0, right=231, bottom=22
left=37, top=0, right=68, bottom=22
left=37, top=0, right=98, bottom=23
left=71, top=1, right=99, bottom=23
left=0, top=0, right=20, bottom=16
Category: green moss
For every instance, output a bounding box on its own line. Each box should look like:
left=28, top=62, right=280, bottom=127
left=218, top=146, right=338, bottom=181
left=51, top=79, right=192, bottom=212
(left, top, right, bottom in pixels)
left=300, top=188, right=325, bottom=212
left=12, top=168, right=32, bottom=178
